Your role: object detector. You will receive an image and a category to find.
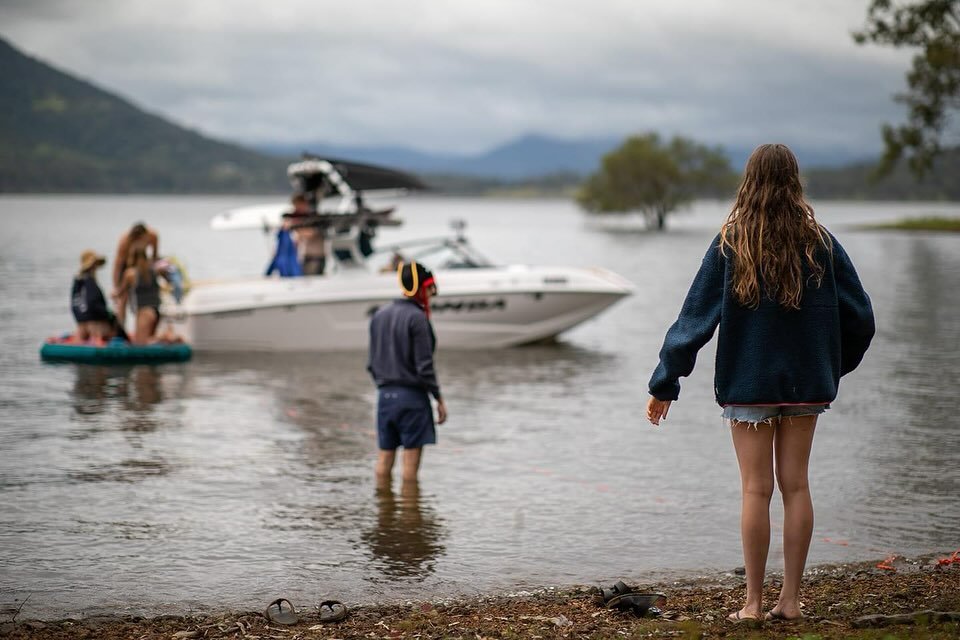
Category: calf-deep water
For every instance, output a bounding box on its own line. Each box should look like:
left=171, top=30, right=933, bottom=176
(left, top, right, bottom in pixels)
left=1, top=195, right=958, bottom=618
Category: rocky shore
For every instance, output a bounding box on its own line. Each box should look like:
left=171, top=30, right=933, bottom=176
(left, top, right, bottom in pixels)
left=3, top=554, right=958, bottom=640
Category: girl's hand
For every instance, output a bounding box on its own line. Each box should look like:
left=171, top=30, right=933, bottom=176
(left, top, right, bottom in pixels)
left=647, top=397, right=672, bottom=426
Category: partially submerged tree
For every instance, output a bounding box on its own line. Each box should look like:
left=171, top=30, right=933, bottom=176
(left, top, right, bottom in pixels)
left=853, top=0, right=960, bottom=178
left=576, top=133, right=733, bottom=229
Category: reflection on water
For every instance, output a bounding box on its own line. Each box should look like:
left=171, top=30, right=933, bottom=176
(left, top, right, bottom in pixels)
left=67, top=364, right=181, bottom=481
left=69, top=364, right=184, bottom=438
left=364, top=480, right=446, bottom=579
left=858, top=236, right=960, bottom=541
left=72, top=365, right=164, bottom=418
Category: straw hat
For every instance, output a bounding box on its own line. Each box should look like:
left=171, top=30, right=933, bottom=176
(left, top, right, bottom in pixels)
left=79, top=250, right=106, bottom=273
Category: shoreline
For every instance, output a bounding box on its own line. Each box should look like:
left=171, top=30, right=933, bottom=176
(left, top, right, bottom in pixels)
left=4, top=554, right=959, bottom=639
left=855, top=215, right=960, bottom=232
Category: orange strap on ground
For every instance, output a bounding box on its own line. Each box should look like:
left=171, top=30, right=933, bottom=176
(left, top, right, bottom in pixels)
left=876, top=554, right=897, bottom=571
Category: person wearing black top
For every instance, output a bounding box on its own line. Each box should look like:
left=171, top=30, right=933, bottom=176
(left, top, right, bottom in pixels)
left=71, top=250, right=119, bottom=342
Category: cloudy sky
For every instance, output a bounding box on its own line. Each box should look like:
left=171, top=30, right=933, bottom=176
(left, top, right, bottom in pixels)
left=1, top=0, right=913, bottom=155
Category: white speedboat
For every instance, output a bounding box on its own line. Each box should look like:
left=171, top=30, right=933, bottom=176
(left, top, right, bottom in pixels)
left=168, top=158, right=633, bottom=352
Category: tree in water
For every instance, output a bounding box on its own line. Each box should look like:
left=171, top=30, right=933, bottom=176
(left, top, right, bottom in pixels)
left=854, top=0, right=960, bottom=178
left=576, top=133, right=733, bottom=230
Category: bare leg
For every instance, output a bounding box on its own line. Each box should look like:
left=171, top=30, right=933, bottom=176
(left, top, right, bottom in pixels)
left=731, top=420, right=776, bottom=619
left=401, top=447, right=423, bottom=484
left=88, top=321, right=113, bottom=341
left=75, top=322, right=91, bottom=341
left=115, top=297, right=128, bottom=332
left=772, top=415, right=817, bottom=619
left=375, top=468, right=393, bottom=494
left=400, top=477, right=420, bottom=499
left=376, top=449, right=396, bottom=482
left=134, top=308, right=159, bottom=344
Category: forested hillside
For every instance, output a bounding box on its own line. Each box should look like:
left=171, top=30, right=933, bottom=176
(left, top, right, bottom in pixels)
left=805, top=150, right=960, bottom=200
left=0, top=37, right=287, bottom=193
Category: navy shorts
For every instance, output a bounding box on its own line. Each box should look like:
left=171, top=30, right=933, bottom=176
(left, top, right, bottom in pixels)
left=377, top=386, right=436, bottom=450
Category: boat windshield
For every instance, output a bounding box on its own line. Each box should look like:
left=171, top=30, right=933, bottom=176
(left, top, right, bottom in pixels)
left=372, top=234, right=495, bottom=272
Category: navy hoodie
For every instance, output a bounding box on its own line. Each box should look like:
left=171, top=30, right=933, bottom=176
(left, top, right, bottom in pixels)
left=648, top=231, right=875, bottom=405
left=367, top=298, right=441, bottom=399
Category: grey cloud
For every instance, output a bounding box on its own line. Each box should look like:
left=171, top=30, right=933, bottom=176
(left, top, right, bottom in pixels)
left=0, top=0, right=913, bottom=155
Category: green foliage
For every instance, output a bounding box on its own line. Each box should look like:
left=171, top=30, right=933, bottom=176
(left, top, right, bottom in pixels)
left=576, top=133, right=734, bottom=228
left=0, top=37, right=288, bottom=193
left=804, top=146, right=960, bottom=199
left=853, top=0, right=960, bottom=178
left=861, top=215, right=960, bottom=230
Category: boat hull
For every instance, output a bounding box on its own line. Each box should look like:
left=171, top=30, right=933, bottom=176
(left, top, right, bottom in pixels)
left=169, top=266, right=633, bottom=352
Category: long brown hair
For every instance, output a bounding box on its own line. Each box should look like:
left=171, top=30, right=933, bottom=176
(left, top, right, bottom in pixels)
left=719, top=143, right=831, bottom=309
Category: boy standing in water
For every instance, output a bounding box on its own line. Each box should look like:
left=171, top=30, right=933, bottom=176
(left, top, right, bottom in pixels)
left=367, top=262, right=448, bottom=483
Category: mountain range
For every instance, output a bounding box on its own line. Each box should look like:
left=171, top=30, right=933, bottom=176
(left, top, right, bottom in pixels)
left=1, top=35, right=957, bottom=199
left=255, top=135, right=875, bottom=180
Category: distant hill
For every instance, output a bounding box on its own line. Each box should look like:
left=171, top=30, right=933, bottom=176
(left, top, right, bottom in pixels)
left=804, top=149, right=960, bottom=200
left=257, top=136, right=873, bottom=181
left=257, top=134, right=622, bottom=179
left=0, top=37, right=287, bottom=193
left=413, top=147, right=960, bottom=199
left=2, top=35, right=956, bottom=200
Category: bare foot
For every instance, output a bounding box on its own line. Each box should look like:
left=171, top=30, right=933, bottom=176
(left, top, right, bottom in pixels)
left=727, top=609, right=763, bottom=626
left=765, top=604, right=803, bottom=621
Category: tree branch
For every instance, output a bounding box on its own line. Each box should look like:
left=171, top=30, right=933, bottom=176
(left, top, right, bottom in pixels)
left=11, top=594, right=31, bottom=623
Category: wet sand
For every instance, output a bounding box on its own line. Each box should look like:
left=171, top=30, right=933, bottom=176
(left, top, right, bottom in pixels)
left=3, top=554, right=958, bottom=639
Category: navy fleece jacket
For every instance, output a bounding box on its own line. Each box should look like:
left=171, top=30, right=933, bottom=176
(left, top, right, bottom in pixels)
left=648, top=232, right=875, bottom=405
left=368, top=298, right=441, bottom=399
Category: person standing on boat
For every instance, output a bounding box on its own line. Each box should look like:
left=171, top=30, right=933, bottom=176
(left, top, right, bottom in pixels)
left=288, top=193, right=327, bottom=276
left=266, top=200, right=304, bottom=278
left=367, top=262, right=448, bottom=483
left=645, top=143, right=874, bottom=625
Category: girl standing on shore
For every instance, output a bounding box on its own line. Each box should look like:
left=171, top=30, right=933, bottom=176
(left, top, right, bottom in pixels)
left=646, top=143, right=875, bottom=624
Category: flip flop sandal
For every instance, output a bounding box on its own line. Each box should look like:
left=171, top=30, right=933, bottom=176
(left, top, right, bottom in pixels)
left=727, top=610, right=763, bottom=627
left=264, top=598, right=298, bottom=625
left=318, top=600, right=348, bottom=623
left=599, top=580, right=633, bottom=604
left=606, top=593, right=667, bottom=617
left=765, top=610, right=802, bottom=622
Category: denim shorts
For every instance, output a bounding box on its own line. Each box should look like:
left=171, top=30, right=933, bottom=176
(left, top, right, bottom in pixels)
left=722, top=403, right=830, bottom=425
left=377, top=386, right=436, bottom=450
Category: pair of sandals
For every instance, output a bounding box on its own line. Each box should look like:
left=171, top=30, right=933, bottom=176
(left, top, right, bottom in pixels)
left=600, top=580, right=667, bottom=618
left=727, top=609, right=802, bottom=626
left=264, top=598, right=348, bottom=625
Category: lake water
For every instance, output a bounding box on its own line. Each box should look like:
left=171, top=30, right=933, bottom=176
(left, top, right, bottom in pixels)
left=1, top=195, right=958, bottom=619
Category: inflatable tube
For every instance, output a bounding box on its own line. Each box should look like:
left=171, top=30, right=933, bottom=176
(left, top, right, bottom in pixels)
left=40, top=338, right=192, bottom=364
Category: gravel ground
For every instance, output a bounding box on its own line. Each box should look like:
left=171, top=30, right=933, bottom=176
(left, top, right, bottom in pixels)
left=3, top=554, right=958, bottom=640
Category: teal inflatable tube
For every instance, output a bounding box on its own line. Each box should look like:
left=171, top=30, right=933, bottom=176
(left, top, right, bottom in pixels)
left=40, top=340, right=192, bottom=364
